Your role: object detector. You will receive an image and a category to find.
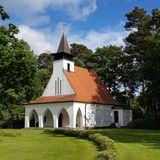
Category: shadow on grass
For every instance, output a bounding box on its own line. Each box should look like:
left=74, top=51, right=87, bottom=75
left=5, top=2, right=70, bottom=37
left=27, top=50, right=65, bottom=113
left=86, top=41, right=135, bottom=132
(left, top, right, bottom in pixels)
left=42, top=129, right=101, bottom=151
left=42, top=130, right=66, bottom=138
left=93, top=128, right=160, bottom=149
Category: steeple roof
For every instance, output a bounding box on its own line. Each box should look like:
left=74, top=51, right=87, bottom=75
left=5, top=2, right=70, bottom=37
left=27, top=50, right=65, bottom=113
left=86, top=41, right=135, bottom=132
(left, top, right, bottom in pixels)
left=57, top=33, right=71, bottom=54
left=51, top=33, right=74, bottom=60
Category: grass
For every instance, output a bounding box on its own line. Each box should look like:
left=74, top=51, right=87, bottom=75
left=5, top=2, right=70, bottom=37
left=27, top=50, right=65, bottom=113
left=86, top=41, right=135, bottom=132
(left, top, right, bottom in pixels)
left=0, top=129, right=98, bottom=160
left=1, top=129, right=160, bottom=160
left=93, top=128, right=160, bottom=160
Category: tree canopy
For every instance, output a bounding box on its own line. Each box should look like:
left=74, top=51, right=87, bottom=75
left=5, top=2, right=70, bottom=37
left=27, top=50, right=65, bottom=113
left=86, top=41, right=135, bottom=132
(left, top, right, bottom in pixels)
left=0, top=4, right=39, bottom=128
left=124, top=7, right=160, bottom=119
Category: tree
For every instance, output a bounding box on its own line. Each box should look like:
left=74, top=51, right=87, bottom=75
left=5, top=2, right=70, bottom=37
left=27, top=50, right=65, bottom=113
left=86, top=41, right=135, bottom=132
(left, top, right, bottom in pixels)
left=124, top=7, right=160, bottom=119
left=0, top=4, right=9, bottom=20
left=0, top=4, right=38, bottom=128
left=36, top=52, right=54, bottom=94
left=70, top=43, right=93, bottom=68
left=89, top=45, right=126, bottom=103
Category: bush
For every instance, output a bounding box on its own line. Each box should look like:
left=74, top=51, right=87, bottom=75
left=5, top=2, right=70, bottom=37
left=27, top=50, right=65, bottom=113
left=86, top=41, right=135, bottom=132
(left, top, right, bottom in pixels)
left=109, top=123, right=117, bottom=128
left=88, top=133, right=115, bottom=151
left=128, top=118, right=160, bottom=129
left=98, top=150, right=117, bottom=160
left=0, top=118, right=24, bottom=129
left=46, top=129, right=117, bottom=160
left=0, top=130, right=21, bottom=137
left=128, top=119, right=146, bottom=129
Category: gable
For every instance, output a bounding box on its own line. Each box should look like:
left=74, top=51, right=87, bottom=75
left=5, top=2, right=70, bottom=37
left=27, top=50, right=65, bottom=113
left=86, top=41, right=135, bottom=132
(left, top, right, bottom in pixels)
left=29, top=66, right=117, bottom=105
left=42, top=62, right=75, bottom=97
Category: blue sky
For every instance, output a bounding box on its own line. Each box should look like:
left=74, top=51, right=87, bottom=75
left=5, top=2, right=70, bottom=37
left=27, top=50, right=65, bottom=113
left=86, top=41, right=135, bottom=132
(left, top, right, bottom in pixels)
left=0, top=0, right=159, bottom=54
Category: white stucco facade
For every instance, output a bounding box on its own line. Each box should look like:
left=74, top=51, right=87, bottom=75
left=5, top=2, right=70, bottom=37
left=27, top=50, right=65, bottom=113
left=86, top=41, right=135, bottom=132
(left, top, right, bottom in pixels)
left=112, top=108, right=132, bottom=127
left=25, top=102, right=115, bottom=128
left=25, top=102, right=74, bottom=128
left=42, top=59, right=75, bottom=97
left=25, top=102, right=132, bottom=128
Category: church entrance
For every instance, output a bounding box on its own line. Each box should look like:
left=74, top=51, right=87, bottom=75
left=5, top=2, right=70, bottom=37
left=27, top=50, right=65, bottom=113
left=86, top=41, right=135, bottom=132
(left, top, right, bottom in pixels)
left=76, top=109, right=83, bottom=128
left=114, top=111, right=119, bottom=123
left=29, top=110, right=39, bottom=127
left=58, top=108, right=70, bottom=128
left=43, top=109, right=54, bottom=128
left=58, top=113, right=63, bottom=127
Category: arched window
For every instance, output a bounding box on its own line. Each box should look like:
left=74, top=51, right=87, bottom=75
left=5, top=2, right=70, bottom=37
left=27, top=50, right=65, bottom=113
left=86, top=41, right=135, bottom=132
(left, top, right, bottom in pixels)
left=58, top=108, right=70, bottom=127
left=43, top=109, right=54, bottom=128
left=76, top=108, right=83, bottom=128
left=29, top=109, right=39, bottom=127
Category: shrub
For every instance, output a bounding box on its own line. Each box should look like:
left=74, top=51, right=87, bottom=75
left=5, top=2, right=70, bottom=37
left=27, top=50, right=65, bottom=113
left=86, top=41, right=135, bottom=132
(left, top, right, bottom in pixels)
left=88, top=133, right=115, bottom=151
left=0, top=118, right=24, bottom=129
left=98, top=150, right=117, bottom=160
left=128, top=118, right=160, bottom=129
left=46, top=129, right=117, bottom=160
left=128, top=119, right=146, bottom=129
left=0, top=130, right=21, bottom=137
left=109, top=123, right=117, bottom=128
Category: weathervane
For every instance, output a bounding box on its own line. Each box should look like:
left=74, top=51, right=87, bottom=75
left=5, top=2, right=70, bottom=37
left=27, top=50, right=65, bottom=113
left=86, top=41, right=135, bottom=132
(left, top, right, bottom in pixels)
left=62, top=23, right=65, bottom=33
left=62, top=22, right=66, bottom=34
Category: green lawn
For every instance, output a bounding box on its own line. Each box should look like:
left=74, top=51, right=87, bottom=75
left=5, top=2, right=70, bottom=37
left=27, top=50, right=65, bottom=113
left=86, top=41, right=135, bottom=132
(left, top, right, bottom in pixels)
left=1, top=129, right=160, bottom=160
left=94, top=129, right=160, bottom=160
left=0, top=129, right=97, bottom=160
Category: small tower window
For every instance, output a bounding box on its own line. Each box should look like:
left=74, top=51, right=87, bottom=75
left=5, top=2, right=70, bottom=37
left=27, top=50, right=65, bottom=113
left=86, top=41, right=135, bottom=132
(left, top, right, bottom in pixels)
left=67, top=63, right=70, bottom=71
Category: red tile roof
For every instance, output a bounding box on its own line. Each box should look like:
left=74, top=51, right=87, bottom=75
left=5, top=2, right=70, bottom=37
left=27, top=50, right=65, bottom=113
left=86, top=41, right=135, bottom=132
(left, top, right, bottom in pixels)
left=29, top=94, right=75, bottom=104
left=29, top=66, right=117, bottom=105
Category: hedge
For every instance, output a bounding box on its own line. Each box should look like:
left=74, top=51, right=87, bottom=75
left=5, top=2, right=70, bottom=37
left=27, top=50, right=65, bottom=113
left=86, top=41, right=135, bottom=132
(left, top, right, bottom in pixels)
left=44, top=129, right=117, bottom=160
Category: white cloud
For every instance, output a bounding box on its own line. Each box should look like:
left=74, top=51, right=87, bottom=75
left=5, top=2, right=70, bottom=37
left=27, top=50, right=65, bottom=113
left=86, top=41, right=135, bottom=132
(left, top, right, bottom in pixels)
left=16, top=22, right=71, bottom=54
left=1, top=0, right=97, bottom=25
left=69, top=30, right=127, bottom=51
left=16, top=23, right=128, bottom=55
left=62, top=0, right=97, bottom=20
left=17, top=25, right=54, bottom=54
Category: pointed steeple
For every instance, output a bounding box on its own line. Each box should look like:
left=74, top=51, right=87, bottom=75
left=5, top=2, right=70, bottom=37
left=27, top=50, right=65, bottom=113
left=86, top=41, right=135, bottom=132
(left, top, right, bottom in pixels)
left=57, top=33, right=71, bottom=54
left=52, top=33, right=74, bottom=61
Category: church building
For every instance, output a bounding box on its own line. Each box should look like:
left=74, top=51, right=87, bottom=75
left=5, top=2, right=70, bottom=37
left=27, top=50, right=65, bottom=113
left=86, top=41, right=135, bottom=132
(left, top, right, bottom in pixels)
left=24, top=34, right=132, bottom=128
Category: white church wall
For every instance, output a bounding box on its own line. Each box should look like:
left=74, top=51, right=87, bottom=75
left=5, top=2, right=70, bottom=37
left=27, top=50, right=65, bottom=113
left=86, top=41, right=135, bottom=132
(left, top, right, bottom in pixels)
left=73, top=102, right=113, bottom=128
left=73, top=102, right=86, bottom=128
left=42, top=59, right=75, bottom=96
left=86, top=104, right=113, bottom=127
left=112, top=108, right=132, bottom=127
left=43, top=109, right=53, bottom=128
left=25, top=102, right=74, bottom=128
left=112, top=109, right=123, bottom=126
left=62, top=59, right=75, bottom=72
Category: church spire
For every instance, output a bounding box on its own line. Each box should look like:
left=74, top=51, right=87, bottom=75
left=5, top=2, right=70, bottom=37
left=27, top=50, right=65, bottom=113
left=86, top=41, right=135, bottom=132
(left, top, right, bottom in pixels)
left=57, top=33, right=71, bottom=54
left=52, top=33, right=74, bottom=61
